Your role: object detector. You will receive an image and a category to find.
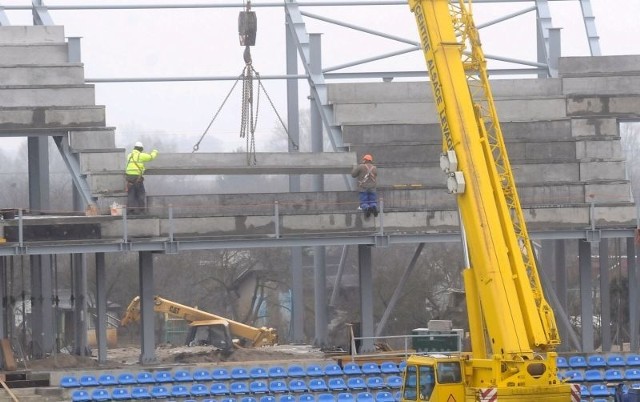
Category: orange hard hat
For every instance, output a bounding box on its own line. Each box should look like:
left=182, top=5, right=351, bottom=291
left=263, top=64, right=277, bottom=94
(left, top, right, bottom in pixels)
left=362, top=154, right=373, bottom=162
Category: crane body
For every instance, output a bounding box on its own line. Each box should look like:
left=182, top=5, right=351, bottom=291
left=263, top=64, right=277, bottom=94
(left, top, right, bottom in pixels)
left=401, top=1, right=579, bottom=400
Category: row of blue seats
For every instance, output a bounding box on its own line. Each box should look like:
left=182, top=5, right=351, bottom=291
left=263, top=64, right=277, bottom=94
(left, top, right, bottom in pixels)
left=557, top=354, right=640, bottom=369
left=579, top=383, right=640, bottom=397
left=71, top=389, right=403, bottom=402
left=61, top=362, right=404, bottom=388
left=561, top=368, right=640, bottom=382
left=66, top=375, right=404, bottom=395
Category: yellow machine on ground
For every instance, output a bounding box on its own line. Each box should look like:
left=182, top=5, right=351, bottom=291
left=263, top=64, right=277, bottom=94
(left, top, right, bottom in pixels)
left=121, top=295, right=278, bottom=353
left=402, top=1, right=579, bottom=401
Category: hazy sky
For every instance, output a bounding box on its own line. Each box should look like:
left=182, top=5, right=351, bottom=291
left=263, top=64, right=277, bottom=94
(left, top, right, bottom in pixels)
left=2, top=0, right=640, bottom=153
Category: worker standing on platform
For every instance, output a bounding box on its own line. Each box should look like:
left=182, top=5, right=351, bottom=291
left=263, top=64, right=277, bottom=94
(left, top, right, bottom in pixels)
left=351, top=154, right=378, bottom=218
left=125, top=141, right=158, bottom=215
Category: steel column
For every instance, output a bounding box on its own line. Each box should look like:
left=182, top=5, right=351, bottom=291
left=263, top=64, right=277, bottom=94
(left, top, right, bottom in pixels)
left=598, top=239, right=611, bottom=352
left=290, top=247, right=304, bottom=343
left=0, top=257, right=5, bottom=339
left=358, top=244, right=374, bottom=352
left=579, top=0, right=601, bottom=56
left=548, top=28, right=561, bottom=78
left=139, top=252, right=157, bottom=364
left=72, top=253, right=88, bottom=356
left=313, top=245, right=328, bottom=347
left=95, top=253, right=107, bottom=364
left=579, top=239, right=594, bottom=352
left=30, top=255, right=54, bottom=358
left=330, top=245, right=349, bottom=307
left=628, top=237, right=639, bottom=350
left=554, top=239, right=568, bottom=351
left=27, top=136, right=50, bottom=214
left=534, top=0, right=552, bottom=77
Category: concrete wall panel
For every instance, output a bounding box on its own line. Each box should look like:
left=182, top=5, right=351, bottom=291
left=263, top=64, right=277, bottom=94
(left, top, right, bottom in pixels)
left=0, top=65, right=84, bottom=86
left=563, top=77, right=640, bottom=96
left=0, top=26, right=65, bottom=44
left=0, top=86, right=95, bottom=107
left=512, top=163, right=580, bottom=183
left=585, top=182, right=634, bottom=203
left=576, top=140, right=623, bottom=160
left=88, top=174, right=126, bottom=195
left=69, top=129, right=117, bottom=150
left=0, top=44, right=68, bottom=64
left=79, top=151, right=126, bottom=173
left=571, top=118, right=619, bottom=138
left=45, top=107, right=106, bottom=127
left=580, top=161, right=628, bottom=181
left=560, top=55, right=640, bottom=76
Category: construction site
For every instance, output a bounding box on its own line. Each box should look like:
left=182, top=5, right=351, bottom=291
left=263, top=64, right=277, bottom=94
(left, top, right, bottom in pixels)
left=0, top=0, right=640, bottom=401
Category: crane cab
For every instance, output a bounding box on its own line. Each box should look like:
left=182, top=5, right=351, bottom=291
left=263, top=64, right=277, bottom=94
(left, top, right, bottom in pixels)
left=401, top=355, right=465, bottom=402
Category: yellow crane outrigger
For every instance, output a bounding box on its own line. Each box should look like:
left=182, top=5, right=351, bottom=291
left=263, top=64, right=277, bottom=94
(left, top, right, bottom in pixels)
left=401, top=1, right=579, bottom=401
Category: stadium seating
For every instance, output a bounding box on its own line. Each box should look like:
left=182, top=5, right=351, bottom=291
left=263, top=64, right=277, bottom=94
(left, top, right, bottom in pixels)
left=556, top=356, right=568, bottom=369
left=269, top=380, right=289, bottom=393
left=230, top=381, right=250, bottom=395
left=118, top=373, right=136, bottom=386
left=242, top=397, right=258, bottom=402
left=71, top=389, right=91, bottom=402
left=211, top=382, right=231, bottom=396
left=309, top=378, right=329, bottom=392
left=154, top=370, right=172, bottom=383
left=175, top=369, right=194, bottom=382
left=131, top=386, right=152, bottom=399
left=299, top=393, right=315, bottom=402
left=343, top=363, right=363, bottom=376
left=380, top=362, right=400, bottom=374
left=386, top=376, right=402, bottom=389
left=628, top=354, right=640, bottom=366
left=361, top=362, right=381, bottom=375
left=626, top=368, right=640, bottom=381
left=356, top=392, right=375, bottom=402
left=289, top=379, right=309, bottom=393
left=328, top=378, right=348, bottom=392
left=136, top=371, right=154, bottom=384
left=307, top=364, right=325, bottom=377
left=98, top=373, right=117, bottom=386
left=90, top=388, right=110, bottom=402
left=111, top=387, right=132, bottom=401
left=194, top=368, right=214, bottom=382
left=260, top=396, right=277, bottom=402
left=250, top=366, right=269, bottom=379
left=337, top=392, right=355, bottom=402
left=607, top=355, right=625, bottom=367
left=584, top=369, right=604, bottom=382
left=579, top=384, right=589, bottom=397
left=317, top=393, right=336, bottom=402
left=150, top=385, right=171, bottom=399
left=213, top=368, right=232, bottom=380
left=604, top=369, right=624, bottom=381
left=287, top=365, right=306, bottom=378
left=564, top=370, right=585, bottom=382
left=250, top=380, right=269, bottom=394
left=232, top=367, right=250, bottom=380
left=192, top=383, right=211, bottom=397
left=347, top=377, right=367, bottom=391
left=568, top=356, right=588, bottom=369
left=268, top=366, right=287, bottom=379
left=79, top=374, right=99, bottom=387
left=587, top=355, right=606, bottom=368
left=60, top=375, right=80, bottom=388
left=366, top=376, right=385, bottom=390
left=171, top=384, right=191, bottom=398
left=589, top=384, right=609, bottom=397
left=375, top=391, right=395, bottom=402
left=221, top=398, right=238, bottom=402
left=324, top=363, right=344, bottom=376
left=279, top=395, right=296, bottom=402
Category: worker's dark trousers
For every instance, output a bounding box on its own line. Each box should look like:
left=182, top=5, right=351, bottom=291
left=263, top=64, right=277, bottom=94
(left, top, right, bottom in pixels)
left=126, top=175, right=146, bottom=215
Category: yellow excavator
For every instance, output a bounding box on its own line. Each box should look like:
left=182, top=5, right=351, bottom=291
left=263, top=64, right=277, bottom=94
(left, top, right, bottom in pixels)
left=401, top=1, right=579, bottom=401
left=121, top=295, right=278, bottom=353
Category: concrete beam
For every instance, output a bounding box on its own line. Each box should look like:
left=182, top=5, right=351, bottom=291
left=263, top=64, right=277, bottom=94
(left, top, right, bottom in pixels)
left=0, top=26, right=65, bottom=44
left=0, top=106, right=106, bottom=129
left=0, top=85, right=96, bottom=107
left=0, top=64, right=84, bottom=86
left=0, top=44, right=68, bottom=64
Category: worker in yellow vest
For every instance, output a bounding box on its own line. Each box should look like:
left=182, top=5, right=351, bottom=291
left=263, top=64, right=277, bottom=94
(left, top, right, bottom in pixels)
left=125, top=141, right=158, bottom=215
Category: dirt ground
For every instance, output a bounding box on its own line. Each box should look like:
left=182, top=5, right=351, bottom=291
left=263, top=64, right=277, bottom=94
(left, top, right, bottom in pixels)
left=24, top=344, right=328, bottom=371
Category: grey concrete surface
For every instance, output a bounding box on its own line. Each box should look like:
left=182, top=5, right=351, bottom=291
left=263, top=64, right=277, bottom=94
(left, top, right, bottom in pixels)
left=0, top=25, right=64, bottom=44
left=0, top=64, right=84, bottom=85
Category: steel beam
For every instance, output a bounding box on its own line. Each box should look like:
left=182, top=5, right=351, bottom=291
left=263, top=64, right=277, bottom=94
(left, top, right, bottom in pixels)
left=599, top=239, right=611, bottom=352
left=139, top=252, right=156, bottom=364
left=579, top=239, right=594, bottom=352
left=95, top=253, right=107, bottom=364
left=628, top=238, right=639, bottom=350
left=72, top=253, right=88, bottom=356
left=30, top=255, right=54, bottom=358
left=53, top=136, right=97, bottom=210
left=579, top=0, right=601, bottom=56
left=358, top=244, right=375, bottom=353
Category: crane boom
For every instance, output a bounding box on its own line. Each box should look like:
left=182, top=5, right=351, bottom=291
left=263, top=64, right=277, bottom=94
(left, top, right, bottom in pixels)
left=400, top=1, right=577, bottom=400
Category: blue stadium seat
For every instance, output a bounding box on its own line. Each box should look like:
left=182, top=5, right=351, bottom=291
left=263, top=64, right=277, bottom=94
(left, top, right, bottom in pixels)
left=260, top=395, right=277, bottom=402
left=628, top=354, right=640, bottom=366
left=111, top=388, right=131, bottom=401
left=232, top=367, right=251, bottom=380
left=241, top=397, right=258, bottom=402
left=201, top=399, right=218, bottom=402
left=221, top=398, right=238, bottom=402
left=130, top=386, right=152, bottom=399
left=584, top=369, right=604, bottom=382
left=589, top=384, right=609, bottom=397
left=268, top=366, right=287, bottom=379
left=324, top=363, right=344, bottom=376
left=299, top=393, right=315, bottom=402
left=80, top=374, right=100, bottom=387
left=394, top=391, right=402, bottom=402
left=309, top=378, right=328, bottom=392
left=361, top=362, right=381, bottom=375
left=154, top=371, right=173, bottom=383
left=90, top=388, right=110, bottom=402
left=250, top=367, right=269, bottom=379
left=398, top=361, right=406, bottom=372
left=136, top=371, right=154, bottom=384
left=269, top=380, right=289, bottom=393
left=380, top=362, right=400, bottom=375
left=279, top=394, right=296, bottom=402
left=568, top=356, right=587, bottom=369
left=579, top=385, right=589, bottom=397
left=356, top=392, right=375, bottom=402
left=607, top=355, right=625, bottom=367
left=328, top=378, right=348, bottom=391
left=194, top=368, right=213, bottom=382
left=289, top=379, right=308, bottom=393
left=556, top=356, right=568, bottom=369
left=192, top=383, right=211, bottom=397
left=60, top=375, right=80, bottom=388
left=386, top=376, right=402, bottom=390
left=249, top=380, right=269, bottom=394
left=604, top=369, right=624, bottom=381
left=343, top=363, right=363, bottom=376
left=317, top=393, right=336, bottom=402
left=171, top=384, right=191, bottom=398
left=337, top=393, right=355, bottom=402
left=118, top=373, right=136, bottom=386
left=71, top=389, right=91, bottom=402
left=564, top=370, right=585, bottom=382
left=174, top=369, right=194, bottom=382
left=287, top=365, right=305, bottom=378
left=213, top=368, right=232, bottom=381
left=347, top=377, right=366, bottom=391
left=230, top=381, right=250, bottom=395
left=306, top=364, right=325, bottom=377
left=375, top=391, right=394, bottom=402
left=587, top=355, right=606, bottom=368
left=98, top=373, right=117, bottom=386
left=150, top=385, right=171, bottom=399
left=592, top=399, right=609, bottom=402
left=211, top=382, right=231, bottom=396
left=626, top=369, right=640, bottom=381
left=366, top=377, right=385, bottom=390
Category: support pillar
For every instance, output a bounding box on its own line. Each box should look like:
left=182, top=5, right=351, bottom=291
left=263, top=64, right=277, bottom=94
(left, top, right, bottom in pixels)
left=313, top=246, right=328, bottom=347
left=358, top=245, right=374, bottom=353
left=0, top=257, right=5, bottom=340
left=95, top=253, right=107, bottom=364
left=139, top=252, right=156, bottom=364
left=579, top=240, right=594, bottom=352
left=628, top=238, right=639, bottom=351
left=30, top=255, right=53, bottom=358
left=554, top=239, right=569, bottom=352
left=72, top=254, right=88, bottom=356
left=599, top=239, right=611, bottom=352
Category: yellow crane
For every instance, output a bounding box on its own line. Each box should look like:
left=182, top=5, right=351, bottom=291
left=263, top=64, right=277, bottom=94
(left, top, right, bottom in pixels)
left=121, top=295, right=278, bottom=353
left=401, top=1, right=579, bottom=401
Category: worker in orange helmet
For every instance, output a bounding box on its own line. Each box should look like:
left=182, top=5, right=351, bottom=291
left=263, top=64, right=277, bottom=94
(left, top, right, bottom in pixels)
left=125, top=141, right=158, bottom=215
left=351, top=153, right=378, bottom=218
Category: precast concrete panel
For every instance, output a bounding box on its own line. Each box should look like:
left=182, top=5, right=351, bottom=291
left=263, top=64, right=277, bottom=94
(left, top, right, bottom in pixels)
left=79, top=150, right=126, bottom=173
left=69, top=129, right=117, bottom=150
left=0, top=86, right=96, bottom=107
left=570, top=118, right=618, bottom=138
left=0, top=65, right=84, bottom=86
left=575, top=139, right=623, bottom=160
left=559, top=55, right=640, bottom=76
left=0, top=26, right=64, bottom=44
left=0, top=44, right=68, bottom=64
left=579, top=160, right=628, bottom=181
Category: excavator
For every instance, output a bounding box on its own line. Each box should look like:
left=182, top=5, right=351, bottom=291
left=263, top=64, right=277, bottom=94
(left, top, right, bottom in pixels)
left=120, top=295, right=278, bottom=354
left=401, top=1, right=579, bottom=401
